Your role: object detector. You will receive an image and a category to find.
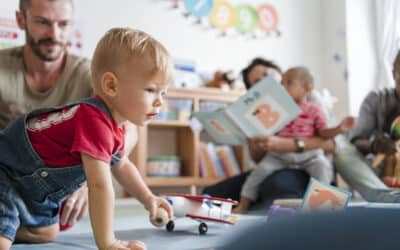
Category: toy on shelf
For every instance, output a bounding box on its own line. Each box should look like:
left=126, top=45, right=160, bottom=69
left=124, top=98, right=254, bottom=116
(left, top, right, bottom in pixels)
left=162, top=193, right=238, bottom=234
left=204, top=70, right=237, bottom=91
left=371, top=116, right=400, bottom=187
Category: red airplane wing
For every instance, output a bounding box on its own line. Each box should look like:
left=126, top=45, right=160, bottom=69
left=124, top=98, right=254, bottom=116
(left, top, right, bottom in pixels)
left=186, top=213, right=235, bottom=224
left=164, top=193, right=238, bottom=205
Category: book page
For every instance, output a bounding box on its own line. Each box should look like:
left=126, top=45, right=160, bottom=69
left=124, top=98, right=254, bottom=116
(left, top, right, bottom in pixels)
left=225, top=76, right=301, bottom=138
left=301, top=178, right=352, bottom=212
left=192, top=109, right=246, bottom=145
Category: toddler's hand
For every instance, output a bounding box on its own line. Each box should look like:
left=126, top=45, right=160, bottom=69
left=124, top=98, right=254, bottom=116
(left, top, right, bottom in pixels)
left=144, top=195, right=173, bottom=224
left=105, top=240, right=146, bottom=250
left=340, top=116, right=356, bottom=132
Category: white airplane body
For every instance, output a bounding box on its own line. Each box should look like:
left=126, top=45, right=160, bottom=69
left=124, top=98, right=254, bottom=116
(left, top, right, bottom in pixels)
left=163, top=193, right=238, bottom=234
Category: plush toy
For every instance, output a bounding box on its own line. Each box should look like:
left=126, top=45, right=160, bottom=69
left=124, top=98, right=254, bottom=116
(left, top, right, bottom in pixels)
left=372, top=116, right=400, bottom=187
left=204, top=70, right=236, bottom=90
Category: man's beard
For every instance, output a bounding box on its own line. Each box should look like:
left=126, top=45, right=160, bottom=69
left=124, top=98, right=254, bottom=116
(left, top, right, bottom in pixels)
left=25, top=27, right=66, bottom=62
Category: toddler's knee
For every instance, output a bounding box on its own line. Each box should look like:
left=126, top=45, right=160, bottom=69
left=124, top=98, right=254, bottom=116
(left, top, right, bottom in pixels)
left=17, top=224, right=59, bottom=243
left=35, top=225, right=59, bottom=243
left=0, top=235, right=12, bottom=250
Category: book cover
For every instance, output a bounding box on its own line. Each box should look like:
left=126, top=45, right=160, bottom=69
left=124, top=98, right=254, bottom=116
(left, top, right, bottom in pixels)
left=300, top=178, right=352, bottom=212
left=193, top=76, right=301, bottom=145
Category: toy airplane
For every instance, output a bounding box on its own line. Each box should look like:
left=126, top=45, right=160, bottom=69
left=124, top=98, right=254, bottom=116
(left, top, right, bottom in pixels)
left=163, top=193, right=238, bottom=234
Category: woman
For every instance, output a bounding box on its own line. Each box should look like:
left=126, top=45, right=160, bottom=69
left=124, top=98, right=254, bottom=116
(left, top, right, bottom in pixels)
left=202, top=57, right=335, bottom=210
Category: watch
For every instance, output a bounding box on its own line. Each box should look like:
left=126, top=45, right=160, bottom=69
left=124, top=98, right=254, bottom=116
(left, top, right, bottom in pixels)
left=295, top=138, right=305, bottom=153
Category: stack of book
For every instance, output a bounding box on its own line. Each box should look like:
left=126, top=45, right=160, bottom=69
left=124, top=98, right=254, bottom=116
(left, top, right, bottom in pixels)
left=198, top=142, right=241, bottom=178
left=156, top=98, right=193, bottom=121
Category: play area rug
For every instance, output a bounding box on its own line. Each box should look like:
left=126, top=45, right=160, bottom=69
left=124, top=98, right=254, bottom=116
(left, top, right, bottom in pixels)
left=11, top=200, right=264, bottom=250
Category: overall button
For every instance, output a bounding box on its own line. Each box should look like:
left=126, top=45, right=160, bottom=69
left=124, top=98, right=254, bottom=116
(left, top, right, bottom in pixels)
left=40, top=171, right=48, bottom=178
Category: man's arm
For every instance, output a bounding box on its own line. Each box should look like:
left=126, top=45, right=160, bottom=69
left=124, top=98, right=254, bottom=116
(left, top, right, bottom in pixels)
left=349, top=91, right=379, bottom=153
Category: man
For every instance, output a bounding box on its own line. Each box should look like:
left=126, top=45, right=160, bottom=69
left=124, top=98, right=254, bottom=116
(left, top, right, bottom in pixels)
left=0, top=0, right=91, bottom=230
left=334, top=50, right=400, bottom=203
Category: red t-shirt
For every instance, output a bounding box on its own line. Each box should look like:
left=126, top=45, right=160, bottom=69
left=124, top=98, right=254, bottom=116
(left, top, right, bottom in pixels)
left=27, top=100, right=125, bottom=168
left=276, top=101, right=327, bottom=138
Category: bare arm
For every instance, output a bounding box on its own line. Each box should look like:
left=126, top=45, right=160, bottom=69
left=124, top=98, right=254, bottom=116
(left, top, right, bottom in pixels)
left=248, top=136, right=335, bottom=162
left=112, top=157, right=173, bottom=220
left=81, top=153, right=116, bottom=249
left=318, top=126, right=343, bottom=139
left=352, top=138, right=373, bottom=155
left=318, top=116, right=355, bottom=139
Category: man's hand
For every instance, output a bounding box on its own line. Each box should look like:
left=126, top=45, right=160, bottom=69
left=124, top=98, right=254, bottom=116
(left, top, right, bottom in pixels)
left=371, top=133, right=397, bottom=155
left=60, top=184, right=88, bottom=228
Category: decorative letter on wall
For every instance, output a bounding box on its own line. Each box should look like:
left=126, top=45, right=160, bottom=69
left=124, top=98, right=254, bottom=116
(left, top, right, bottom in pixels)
left=165, top=0, right=282, bottom=39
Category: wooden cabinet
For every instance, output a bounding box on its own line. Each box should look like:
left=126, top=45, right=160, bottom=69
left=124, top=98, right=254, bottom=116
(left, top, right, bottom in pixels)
left=131, top=87, right=245, bottom=194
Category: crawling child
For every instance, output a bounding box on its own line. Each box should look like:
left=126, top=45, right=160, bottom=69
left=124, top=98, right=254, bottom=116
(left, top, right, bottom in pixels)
left=0, top=28, right=174, bottom=250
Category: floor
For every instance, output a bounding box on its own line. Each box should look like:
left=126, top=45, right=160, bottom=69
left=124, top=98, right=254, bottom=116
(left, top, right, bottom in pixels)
left=11, top=199, right=264, bottom=250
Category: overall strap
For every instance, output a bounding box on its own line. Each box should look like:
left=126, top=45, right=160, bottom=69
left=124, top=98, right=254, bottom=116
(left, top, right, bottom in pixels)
left=26, top=97, right=114, bottom=121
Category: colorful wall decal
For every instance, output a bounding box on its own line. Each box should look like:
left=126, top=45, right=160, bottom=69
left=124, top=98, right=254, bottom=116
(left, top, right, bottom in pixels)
left=235, top=4, right=258, bottom=33
left=209, top=0, right=236, bottom=30
left=184, top=0, right=213, bottom=18
left=166, top=0, right=281, bottom=39
left=257, top=4, right=279, bottom=33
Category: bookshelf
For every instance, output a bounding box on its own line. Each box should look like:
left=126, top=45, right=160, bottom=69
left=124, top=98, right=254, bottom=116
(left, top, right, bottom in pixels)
left=130, top=87, right=246, bottom=194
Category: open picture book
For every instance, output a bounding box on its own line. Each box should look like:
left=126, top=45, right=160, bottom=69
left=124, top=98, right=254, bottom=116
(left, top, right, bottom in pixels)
left=192, top=76, right=301, bottom=145
left=300, top=178, right=352, bottom=212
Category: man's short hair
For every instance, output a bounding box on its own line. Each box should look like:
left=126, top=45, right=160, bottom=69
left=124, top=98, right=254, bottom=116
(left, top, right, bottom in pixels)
left=19, top=0, right=73, bottom=13
left=242, top=57, right=282, bottom=89
left=91, top=27, right=174, bottom=90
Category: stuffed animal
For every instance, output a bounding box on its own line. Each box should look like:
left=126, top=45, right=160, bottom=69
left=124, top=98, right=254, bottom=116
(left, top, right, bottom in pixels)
left=204, top=70, right=236, bottom=90
left=373, top=117, right=400, bottom=187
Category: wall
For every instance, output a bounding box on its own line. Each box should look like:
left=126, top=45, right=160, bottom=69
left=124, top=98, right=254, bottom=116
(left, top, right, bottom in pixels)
left=346, top=0, right=377, bottom=115
left=74, top=0, right=324, bottom=86
left=320, top=0, right=348, bottom=118
left=1, top=0, right=360, bottom=116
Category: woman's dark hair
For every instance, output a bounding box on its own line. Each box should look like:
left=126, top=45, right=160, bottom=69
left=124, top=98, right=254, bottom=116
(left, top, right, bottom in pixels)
left=241, top=57, right=282, bottom=89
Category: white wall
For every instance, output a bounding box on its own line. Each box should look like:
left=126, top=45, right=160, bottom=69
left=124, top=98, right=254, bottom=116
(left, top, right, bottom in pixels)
left=346, top=0, right=377, bottom=116
left=2, top=0, right=355, bottom=115
left=320, top=0, right=348, bottom=118
left=75, top=0, right=324, bottom=85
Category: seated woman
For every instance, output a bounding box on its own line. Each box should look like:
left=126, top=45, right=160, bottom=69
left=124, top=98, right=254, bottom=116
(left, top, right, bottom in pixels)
left=202, top=58, right=335, bottom=209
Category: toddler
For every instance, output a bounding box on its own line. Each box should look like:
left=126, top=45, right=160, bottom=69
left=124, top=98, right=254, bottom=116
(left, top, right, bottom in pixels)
left=0, top=28, right=174, bottom=250
left=233, top=67, right=355, bottom=214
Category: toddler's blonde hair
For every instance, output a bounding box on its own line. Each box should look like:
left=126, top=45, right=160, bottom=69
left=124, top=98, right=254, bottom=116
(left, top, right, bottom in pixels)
left=91, top=27, right=174, bottom=91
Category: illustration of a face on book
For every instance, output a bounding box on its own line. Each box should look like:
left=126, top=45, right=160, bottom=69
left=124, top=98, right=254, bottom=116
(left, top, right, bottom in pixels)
left=301, top=178, right=351, bottom=212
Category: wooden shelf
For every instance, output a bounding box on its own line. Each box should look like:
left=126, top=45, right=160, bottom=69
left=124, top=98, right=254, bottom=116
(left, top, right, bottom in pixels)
left=131, top=87, right=245, bottom=194
left=149, top=120, right=190, bottom=127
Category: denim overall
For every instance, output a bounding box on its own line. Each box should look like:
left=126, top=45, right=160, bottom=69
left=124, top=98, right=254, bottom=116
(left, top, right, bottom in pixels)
left=0, top=97, right=122, bottom=240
